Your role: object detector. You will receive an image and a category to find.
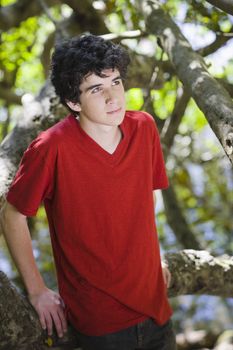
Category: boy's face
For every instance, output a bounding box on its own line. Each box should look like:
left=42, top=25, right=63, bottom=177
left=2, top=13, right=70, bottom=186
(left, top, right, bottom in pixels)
left=67, top=69, right=126, bottom=130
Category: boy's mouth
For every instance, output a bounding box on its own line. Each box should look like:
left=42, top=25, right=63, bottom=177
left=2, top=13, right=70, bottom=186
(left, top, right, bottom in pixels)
left=107, top=107, right=122, bottom=115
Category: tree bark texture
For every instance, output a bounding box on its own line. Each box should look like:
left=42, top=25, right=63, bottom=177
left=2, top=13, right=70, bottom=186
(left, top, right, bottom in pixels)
left=0, top=270, right=44, bottom=350
left=143, top=0, right=233, bottom=164
left=1, top=250, right=233, bottom=349
left=165, top=249, right=233, bottom=298
left=0, top=273, right=79, bottom=350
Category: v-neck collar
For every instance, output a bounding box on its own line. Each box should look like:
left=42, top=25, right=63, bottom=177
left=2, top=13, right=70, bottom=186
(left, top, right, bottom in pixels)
left=70, top=115, right=128, bottom=166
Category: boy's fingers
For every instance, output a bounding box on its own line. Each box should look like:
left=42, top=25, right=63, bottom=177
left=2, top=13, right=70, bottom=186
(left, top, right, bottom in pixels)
left=44, top=312, right=53, bottom=336
left=39, top=313, right=46, bottom=331
left=50, top=311, right=64, bottom=338
left=58, top=307, right=68, bottom=334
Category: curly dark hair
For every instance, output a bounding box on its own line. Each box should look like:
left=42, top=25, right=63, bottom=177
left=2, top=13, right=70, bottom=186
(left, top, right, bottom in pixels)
left=50, top=34, right=130, bottom=106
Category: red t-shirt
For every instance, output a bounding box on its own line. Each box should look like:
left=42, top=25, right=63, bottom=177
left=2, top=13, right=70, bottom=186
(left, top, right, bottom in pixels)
left=7, top=110, right=172, bottom=336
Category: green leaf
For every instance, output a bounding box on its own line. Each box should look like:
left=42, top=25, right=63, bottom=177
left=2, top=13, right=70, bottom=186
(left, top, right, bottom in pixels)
left=180, top=99, right=207, bottom=132
left=151, top=79, right=177, bottom=120
left=125, top=88, right=144, bottom=110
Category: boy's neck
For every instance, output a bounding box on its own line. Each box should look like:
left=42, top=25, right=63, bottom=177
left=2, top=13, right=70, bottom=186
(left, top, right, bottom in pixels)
left=78, top=118, right=123, bottom=154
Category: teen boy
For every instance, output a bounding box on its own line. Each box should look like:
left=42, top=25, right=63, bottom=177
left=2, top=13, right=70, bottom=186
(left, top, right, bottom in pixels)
left=1, top=34, right=176, bottom=350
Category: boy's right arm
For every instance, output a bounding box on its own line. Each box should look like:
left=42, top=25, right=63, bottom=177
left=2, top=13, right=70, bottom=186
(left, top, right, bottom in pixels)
left=0, top=201, right=67, bottom=338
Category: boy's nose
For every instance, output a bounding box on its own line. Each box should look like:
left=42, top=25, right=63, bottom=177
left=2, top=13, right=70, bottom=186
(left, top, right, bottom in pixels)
left=105, top=90, right=117, bottom=104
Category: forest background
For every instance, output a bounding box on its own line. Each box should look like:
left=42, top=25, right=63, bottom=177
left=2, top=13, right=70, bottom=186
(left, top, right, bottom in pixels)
left=0, top=0, right=233, bottom=349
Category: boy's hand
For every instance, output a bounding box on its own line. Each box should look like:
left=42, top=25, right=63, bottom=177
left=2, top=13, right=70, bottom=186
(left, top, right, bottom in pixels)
left=28, top=287, right=67, bottom=338
left=161, top=261, right=171, bottom=288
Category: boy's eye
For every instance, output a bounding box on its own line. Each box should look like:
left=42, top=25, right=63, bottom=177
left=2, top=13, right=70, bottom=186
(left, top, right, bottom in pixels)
left=112, top=80, right=121, bottom=86
left=91, top=87, right=102, bottom=94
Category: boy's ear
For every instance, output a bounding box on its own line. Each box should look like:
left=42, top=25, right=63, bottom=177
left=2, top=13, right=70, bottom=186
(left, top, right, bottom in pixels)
left=66, top=100, right=82, bottom=112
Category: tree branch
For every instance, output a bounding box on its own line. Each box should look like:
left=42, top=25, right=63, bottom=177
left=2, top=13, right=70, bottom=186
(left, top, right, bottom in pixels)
left=143, top=0, right=233, bottom=164
left=63, top=0, right=108, bottom=34
left=0, top=271, right=79, bottom=350
left=161, top=88, right=190, bottom=157
left=1, top=249, right=233, bottom=348
left=0, top=85, right=22, bottom=105
left=0, top=82, right=66, bottom=207
left=165, top=250, right=233, bottom=298
left=102, top=30, right=145, bottom=42
left=40, top=32, right=56, bottom=78
left=36, top=0, right=57, bottom=27
left=218, top=79, right=233, bottom=98
left=0, top=0, right=59, bottom=30
left=0, top=0, right=107, bottom=37
left=198, top=28, right=233, bottom=57
left=162, top=185, right=203, bottom=250
left=205, top=0, right=233, bottom=16
left=158, top=90, right=202, bottom=250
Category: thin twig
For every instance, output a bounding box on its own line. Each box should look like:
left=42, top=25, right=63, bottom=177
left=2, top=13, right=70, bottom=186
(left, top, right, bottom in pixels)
left=102, top=30, right=147, bottom=41
left=37, top=0, right=58, bottom=27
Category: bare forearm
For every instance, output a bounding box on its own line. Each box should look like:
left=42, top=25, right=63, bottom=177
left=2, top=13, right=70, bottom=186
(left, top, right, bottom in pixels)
left=0, top=202, right=67, bottom=336
left=153, top=191, right=171, bottom=287
left=0, top=202, right=45, bottom=295
left=153, top=190, right=156, bottom=208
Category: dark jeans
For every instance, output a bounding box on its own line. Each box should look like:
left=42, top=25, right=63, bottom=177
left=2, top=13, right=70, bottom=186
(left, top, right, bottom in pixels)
left=74, top=318, right=176, bottom=350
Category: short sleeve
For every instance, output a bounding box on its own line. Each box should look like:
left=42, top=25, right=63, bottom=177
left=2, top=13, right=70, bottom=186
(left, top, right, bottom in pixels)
left=6, top=138, right=56, bottom=216
left=151, top=119, right=169, bottom=190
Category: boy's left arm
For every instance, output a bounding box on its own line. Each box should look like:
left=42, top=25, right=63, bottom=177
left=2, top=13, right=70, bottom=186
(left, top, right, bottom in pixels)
left=161, top=260, right=171, bottom=288
left=153, top=191, right=171, bottom=288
